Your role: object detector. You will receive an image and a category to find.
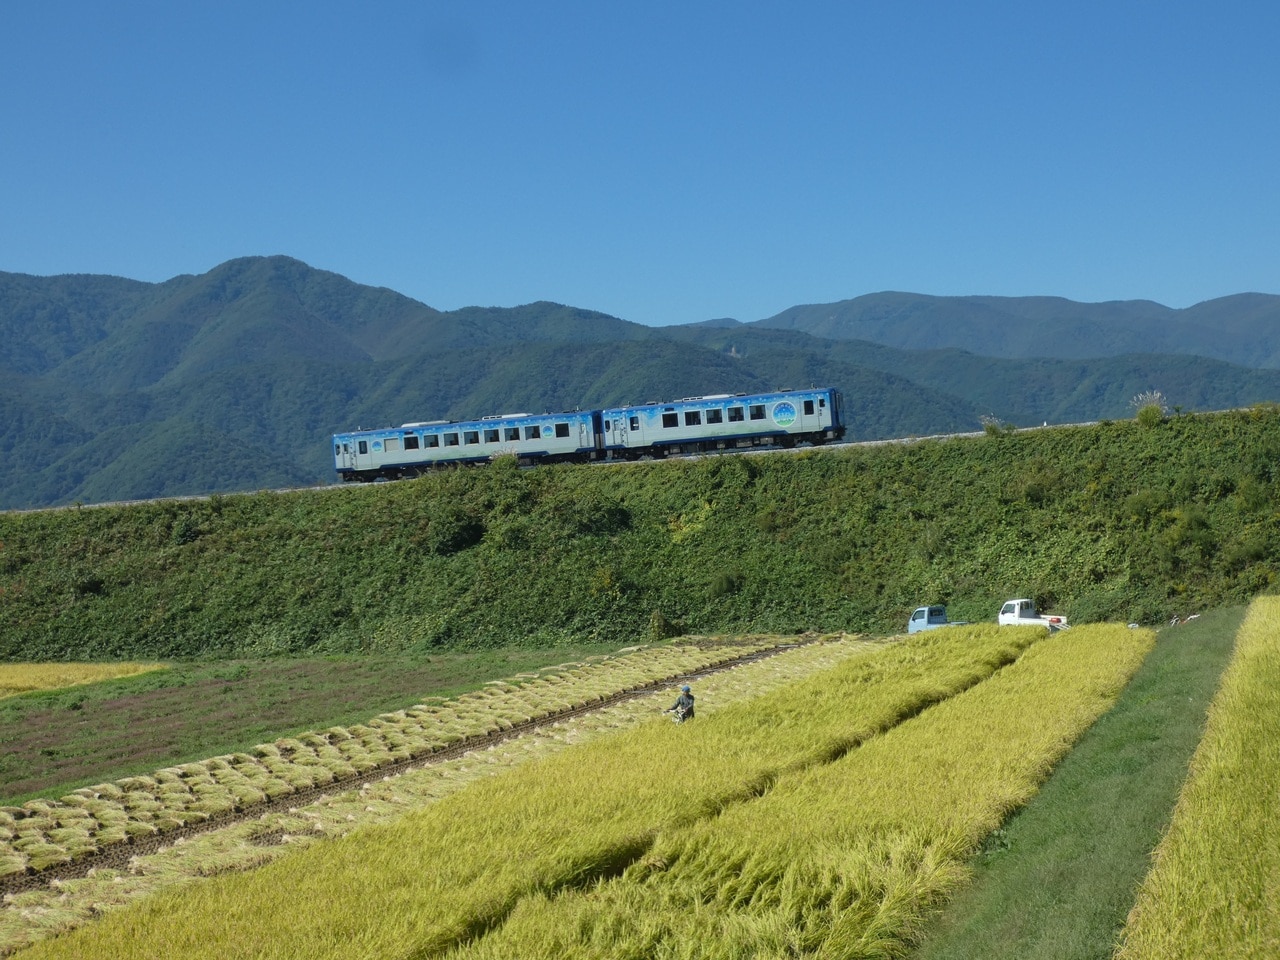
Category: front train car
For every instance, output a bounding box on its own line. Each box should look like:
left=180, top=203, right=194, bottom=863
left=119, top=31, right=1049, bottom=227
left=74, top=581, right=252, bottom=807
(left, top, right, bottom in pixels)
left=599, top=387, right=843, bottom=459
left=333, top=409, right=600, bottom=481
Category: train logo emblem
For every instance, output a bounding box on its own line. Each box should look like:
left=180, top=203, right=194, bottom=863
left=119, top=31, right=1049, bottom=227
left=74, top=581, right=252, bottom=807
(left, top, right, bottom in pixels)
left=772, top=401, right=797, bottom=427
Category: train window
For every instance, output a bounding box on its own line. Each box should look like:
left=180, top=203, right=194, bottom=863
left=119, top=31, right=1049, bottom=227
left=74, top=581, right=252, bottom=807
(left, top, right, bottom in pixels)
left=444, top=433, right=459, bottom=446
left=524, top=425, right=541, bottom=440
left=662, top=413, right=679, bottom=428
left=404, top=434, right=420, bottom=450
left=555, top=422, right=570, bottom=438
left=484, top=429, right=500, bottom=443
left=685, top=411, right=702, bottom=426
left=464, top=431, right=480, bottom=445
left=728, top=406, right=745, bottom=422
left=425, top=434, right=439, bottom=448
left=384, top=436, right=400, bottom=452
left=819, top=397, right=826, bottom=408
left=629, top=416, right=640, bottom=431
left=358, top=440, right=368, bottom=455
left=334, top=444, right=341, bottom=457
left=803, top=400, right=814, bottom=415
left=706, top=409, right=723, bottom=424
left=749, top=405, right=766, bottom=420
left=505, top=427, right=520, bottom=442
left=604, top=419, right=611, bottom=431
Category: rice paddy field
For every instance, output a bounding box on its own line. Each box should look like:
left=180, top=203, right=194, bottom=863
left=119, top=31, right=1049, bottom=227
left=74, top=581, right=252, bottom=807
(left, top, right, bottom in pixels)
left=0, top=663, right=164, bottom=700
left=3, top=602, right=1277, bottom=959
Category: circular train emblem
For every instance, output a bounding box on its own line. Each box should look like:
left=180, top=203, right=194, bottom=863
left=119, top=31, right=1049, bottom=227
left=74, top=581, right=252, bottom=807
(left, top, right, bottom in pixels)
left=372, top=440, right=384, bottom=452
left=772, top=401, right=797, bottom=427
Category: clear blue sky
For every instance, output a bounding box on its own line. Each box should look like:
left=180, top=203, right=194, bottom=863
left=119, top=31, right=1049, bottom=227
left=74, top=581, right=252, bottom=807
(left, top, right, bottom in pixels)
left=3, top=2, right=1277, bottom=326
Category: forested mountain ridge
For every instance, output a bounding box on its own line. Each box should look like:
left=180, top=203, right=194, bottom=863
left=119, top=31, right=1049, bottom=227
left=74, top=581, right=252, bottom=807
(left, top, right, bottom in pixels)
left=753, top=290, right=1280, bottom=366
left=2, top=256, right=1278, bottom=509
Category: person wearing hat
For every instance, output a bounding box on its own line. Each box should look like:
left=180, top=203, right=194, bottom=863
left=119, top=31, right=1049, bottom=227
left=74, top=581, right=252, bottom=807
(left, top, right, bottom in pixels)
left=666, top=684, right=695, bottom=723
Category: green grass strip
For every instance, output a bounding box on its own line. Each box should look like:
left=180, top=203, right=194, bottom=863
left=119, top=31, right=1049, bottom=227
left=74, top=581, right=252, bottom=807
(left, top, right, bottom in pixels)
left=18, top=626, right=1039, bottom=960
left=910, top=606, right=1243, bottom=960
left=440, top=623, right=1155, bottom=960
left=1115, top=597, right=1280, bottom=960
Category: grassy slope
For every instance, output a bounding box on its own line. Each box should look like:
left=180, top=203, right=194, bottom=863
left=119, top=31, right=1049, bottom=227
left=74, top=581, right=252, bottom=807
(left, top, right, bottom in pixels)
left=3, top=407, right=1280, bottom=662
left=911, top=606, right=1244, bottom=960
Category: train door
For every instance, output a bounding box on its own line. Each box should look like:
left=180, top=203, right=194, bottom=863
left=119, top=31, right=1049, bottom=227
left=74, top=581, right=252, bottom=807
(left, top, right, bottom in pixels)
left=801, top=395, right=818, bottom=432
left=334, top=437, right=358, bottom=473
left=621, top=411, right=644, bottom=451
left=604, top=412, right=626, bottom=448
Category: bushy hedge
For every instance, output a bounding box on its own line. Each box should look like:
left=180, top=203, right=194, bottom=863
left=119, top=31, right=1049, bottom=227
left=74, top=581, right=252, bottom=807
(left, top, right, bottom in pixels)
left=2, top=407, right=1279, bottom=660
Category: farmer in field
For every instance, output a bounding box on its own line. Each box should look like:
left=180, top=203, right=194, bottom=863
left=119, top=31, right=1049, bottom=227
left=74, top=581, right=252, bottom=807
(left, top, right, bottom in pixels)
left=666, top=684, right=695, bottom=723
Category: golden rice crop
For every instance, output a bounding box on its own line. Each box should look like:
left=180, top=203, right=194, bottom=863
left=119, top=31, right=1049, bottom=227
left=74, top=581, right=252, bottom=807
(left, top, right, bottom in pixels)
left=0, top=662, right=165, bottom=699
left=444, top=623, right=1154, bottom=960
left=1115, top=597, right=1280, bottom=960
left=16, top=626, right=1040, bottom=959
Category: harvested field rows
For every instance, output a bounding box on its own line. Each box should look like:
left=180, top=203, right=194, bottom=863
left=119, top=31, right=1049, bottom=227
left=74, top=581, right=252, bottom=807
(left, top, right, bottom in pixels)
left=1116, top=597, right=1280, bottom=959
left=1, top=635, right=872, bottom=956
left=0, top=640, right=778, bottom=881
left=14, top=625, right=1042, bottom=959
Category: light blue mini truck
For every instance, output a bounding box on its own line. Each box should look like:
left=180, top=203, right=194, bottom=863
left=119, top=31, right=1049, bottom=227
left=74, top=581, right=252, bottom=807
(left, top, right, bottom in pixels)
left=906, top=605, right=969, bottom=633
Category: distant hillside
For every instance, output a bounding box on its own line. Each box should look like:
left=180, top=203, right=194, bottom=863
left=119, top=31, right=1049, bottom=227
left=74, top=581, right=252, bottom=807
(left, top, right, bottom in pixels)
left=664, top=325, right=1280, bottom=426
left=754, top=291, right=1280, bottom=367
left=2, top=257, right=1279, bottom=508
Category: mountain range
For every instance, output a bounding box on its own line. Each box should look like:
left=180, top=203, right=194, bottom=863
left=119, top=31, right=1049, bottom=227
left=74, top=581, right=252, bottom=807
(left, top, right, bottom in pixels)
left=2, top=255, right=1278, bottom=509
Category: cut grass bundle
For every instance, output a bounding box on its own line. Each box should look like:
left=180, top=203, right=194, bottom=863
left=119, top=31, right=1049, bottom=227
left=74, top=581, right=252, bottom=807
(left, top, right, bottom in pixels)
left=1116, top=598, right=1280, bottom=960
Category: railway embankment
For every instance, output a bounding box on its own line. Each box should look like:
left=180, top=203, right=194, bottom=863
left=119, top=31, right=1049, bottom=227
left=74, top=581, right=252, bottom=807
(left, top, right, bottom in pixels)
left=1, top=405, right=1277, bottom=661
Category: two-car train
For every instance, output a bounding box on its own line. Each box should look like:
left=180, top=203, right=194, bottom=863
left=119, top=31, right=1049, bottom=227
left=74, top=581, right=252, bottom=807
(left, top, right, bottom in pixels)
left=332, top=387, right=844, bottom=482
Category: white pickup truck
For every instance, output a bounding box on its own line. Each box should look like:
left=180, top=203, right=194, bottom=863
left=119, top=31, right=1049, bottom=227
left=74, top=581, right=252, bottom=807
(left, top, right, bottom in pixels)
left=998, top=598, right=1069, bottom=632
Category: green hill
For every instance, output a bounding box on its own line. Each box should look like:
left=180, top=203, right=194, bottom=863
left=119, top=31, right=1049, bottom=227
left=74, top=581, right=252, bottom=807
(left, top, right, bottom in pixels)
left=4, top=257, right=1280, bottom=508
left=2, top=406, right=1276, bottom=661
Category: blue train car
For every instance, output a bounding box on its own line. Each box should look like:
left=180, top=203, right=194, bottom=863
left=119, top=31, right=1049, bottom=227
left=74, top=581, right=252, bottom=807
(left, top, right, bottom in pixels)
left=599, top=387, right=843, bottom=458
left=334, top=409, right=600, bottom=481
